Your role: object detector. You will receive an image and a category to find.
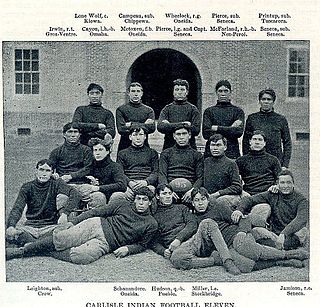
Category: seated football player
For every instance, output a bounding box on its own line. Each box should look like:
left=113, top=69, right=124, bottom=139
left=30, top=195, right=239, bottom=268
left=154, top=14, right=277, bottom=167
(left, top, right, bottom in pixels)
left=171, top=187, right=308, bottom=274
left=76, top=136, right=126, bottom=209
left=116, top=124, right=159, bottom=201
left=5, top=159, right=82, bottom=247
left=159, top=123, right=203, bottom=206
left=236, top=130, right=281, bottom=195
left=6, top=187, right=158, bottom=265
left=204, top=134, right=243, bottom=210
left=49, top=122, right=94, bottom=184
left=149, top=184, right=197, bottom=259
left=231, top=169, right=309, bottom=253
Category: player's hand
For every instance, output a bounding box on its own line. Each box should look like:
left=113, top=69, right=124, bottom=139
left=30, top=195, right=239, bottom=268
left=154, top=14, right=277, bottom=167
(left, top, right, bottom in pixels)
left=125, top=122, right=132, bottom=127
left=231, top=210, right=244, bottom=223
left=61, top=174, right=72, bottom=183
left=275, top=233, right=285, bottom=250
left=86, top=176, right=99, bottom=186
left=161, top=120, right=170, bottom=124
left=268, top=184, right=279, bottom=194
left=113, top=246, right=129, bottom=258
left=182, top=189, right=193, bottom=203
left=169, top=239, right=181, bottom=251
left=211, top=125, right=218, bottom=131
left=98, top=123, right=106, bottom=129
left=145, top=118, right=154, bottom=124
left=132, top=180, right=148, bottom=190
left=182, top=121, right=191, bottom=127
left=6, top=227, right=22, bottom=241
left=281, top=166, right=287, bottom=171
left=172, top=192, right=180, bottom=201
left=57, top=213, right=68, bottom=224
left=231, top=120, right=242, bottom=127
left=52, top=172, right=60, bottom=180
left=164, top=249, right=172, bottom=259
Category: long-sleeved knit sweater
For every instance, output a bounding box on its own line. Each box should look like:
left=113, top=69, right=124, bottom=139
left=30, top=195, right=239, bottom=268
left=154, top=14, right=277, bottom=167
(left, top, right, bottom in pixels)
left=150, top=203, right=197, bottom=255
left=92, top=155, right=127, bottom=200
left=7, top=178, right=82, bottom=228
left=72, top=103, right=116, bottom=145
left=157, top=100, right=201, bottom=150
left=202, top=101, right=245, bottom=159
left=49, top=141, right=93, bottom=184
left=237, top=190, right=308, bottom=236
left=117, top=145, right=159, bottom=186
left=71, top=199, right=158, bottom=255
left=242, top=109, right=292, bottom=168
left=159, top=144, right=203, bottom=188
left=116, top=102, right=155, bottom=151
left=204, top=155, right=242, bottom=195
left=236, top=149, right=281, bottom=195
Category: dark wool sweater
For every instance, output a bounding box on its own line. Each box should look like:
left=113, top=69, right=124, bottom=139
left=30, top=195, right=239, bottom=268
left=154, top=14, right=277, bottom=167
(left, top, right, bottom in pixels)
left=236, top=149, right=281, bottom=195
left=49, top=141, right=93, bottom=184
left=72, top=199, right=158, bottom=255
left=242, top=109, right=292, bottom=167
left=117, top=145, right=159, bottom=186
left=159, top=144, right=203, bottom=188
left=157, top=100, right=201, bottom=150
left=237, top=190, right=308, bottom=236
left=202, top=101, right=245, bottom=159
left=72, top=103, right=116, bottom=145
left=92, top=156, right=126, bottom=200
left=150, top=203, right=197, bottom=255
left=193, top=202, right=240, bottom=256
left=7, top=178, right=82, bottom=228
left=116, top=102, right=155, bottom=151
left=204, top=155, right=242, bottom=195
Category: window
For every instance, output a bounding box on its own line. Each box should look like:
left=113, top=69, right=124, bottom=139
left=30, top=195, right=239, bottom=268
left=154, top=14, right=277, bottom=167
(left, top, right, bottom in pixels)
left=15, top=49, right=39, bottom=94
left=287, top=48, right=309, bottom=98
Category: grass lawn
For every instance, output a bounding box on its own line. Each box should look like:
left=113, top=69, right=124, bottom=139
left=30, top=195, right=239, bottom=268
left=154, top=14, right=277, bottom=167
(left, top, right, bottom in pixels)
left=4, top=133, right=310, bottom=282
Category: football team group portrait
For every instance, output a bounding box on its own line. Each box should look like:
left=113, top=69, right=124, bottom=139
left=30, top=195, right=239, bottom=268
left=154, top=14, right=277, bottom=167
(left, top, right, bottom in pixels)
left=3, top=41, right=310, bottom=282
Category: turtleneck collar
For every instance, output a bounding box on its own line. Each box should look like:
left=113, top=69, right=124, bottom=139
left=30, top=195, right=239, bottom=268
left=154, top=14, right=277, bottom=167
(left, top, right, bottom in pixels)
left=89, top=102, right=102, bottom=107
left=210, top=154, right=226, bottom=160
left=249, top=148, right=266, bottom=156
left=94, top=155, right=112, bottom=167
left=216, top=100, right=232, bottom=107
left=130, top=144, right=145, bottom=150
left=174, top=143, right=191, bottom=150
left=129, top=101, right=142, bottom=107
left=173, top=98, right=188, bottom=104
left=34, top=178, right=52, bottom=188
left=259, top=108, right=274, bottom=114
left=64, top=140, right=80, bottom=147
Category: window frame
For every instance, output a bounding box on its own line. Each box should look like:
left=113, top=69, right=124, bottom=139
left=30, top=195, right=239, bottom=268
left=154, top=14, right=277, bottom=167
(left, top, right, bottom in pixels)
left=286, top=46, right=309, bottom=102
left=14, top=48, right=40, bottom=95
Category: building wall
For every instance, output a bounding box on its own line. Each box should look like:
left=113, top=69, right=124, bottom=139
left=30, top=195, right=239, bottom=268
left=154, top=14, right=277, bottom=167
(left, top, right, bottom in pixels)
left=3, top=40, right=309, bottom=140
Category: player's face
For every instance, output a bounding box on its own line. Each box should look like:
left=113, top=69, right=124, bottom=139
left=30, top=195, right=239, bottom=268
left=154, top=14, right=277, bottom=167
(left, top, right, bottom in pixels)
left=210, top=139, right=227, bottom=157
left=249, top=134, right=266, bottom=151
left=157, top=187, right=173, bottom=206
left=64, top=128, right=80, bottom=144
left=129, top=129, right=146, bottom=147
left=173, top=128, right=191, bottom=146
left=134, top=194, right=151, bottom=213
left=36, top=163, right=53, bottom=183
left=128, top=86, right=143, bottom=104
left=93, top=144, right=109, bottom=161
left=88, top=89, right=103, bottom=104
left=278, top=175, right=294, bottom=194
left=192, top=192, right=209, bottom=213
left=259, top=93, right=274, bottom=112
left=216, top=86, right=231, bottom=102
left=173, top=85, right=188, bottom=101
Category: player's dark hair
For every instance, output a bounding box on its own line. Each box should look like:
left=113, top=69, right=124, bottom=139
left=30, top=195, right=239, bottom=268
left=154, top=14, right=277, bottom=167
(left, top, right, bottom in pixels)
left=209, top=134, right=227, bottom=146
left=191, top=187, right=209, bottom=201
left=87, top=83, right=104, bottom=94
left=215, top=80, right=232, bottom=92
left=258, top=88, right=276, bottom=102
left=36, top=159, right=53, bottom=170
left=173, top=79, right=189, bottom=91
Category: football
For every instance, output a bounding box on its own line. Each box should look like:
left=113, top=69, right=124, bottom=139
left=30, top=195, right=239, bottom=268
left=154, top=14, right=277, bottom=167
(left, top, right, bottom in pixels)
left=169, top=178, right=193, bottom=194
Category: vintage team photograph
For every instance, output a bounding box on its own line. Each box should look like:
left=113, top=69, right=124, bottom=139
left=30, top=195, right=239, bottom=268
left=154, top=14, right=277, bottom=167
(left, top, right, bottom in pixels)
left=2, top=40, right=310, bottom=282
